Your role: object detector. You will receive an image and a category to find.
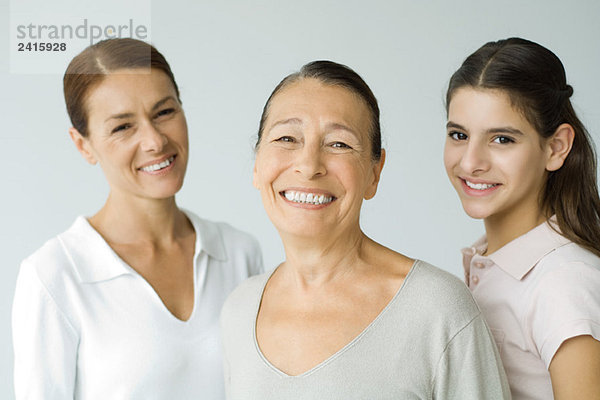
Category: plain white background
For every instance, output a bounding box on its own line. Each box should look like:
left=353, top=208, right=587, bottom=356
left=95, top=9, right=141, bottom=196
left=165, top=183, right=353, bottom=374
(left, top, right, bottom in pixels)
left=1, top=0, right=599, bottom=397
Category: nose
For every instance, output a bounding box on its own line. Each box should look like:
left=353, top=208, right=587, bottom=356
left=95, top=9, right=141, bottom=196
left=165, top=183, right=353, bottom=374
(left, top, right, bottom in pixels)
left=139, top=121, right=168, bottom=153
left=294, top=141, right=326, bottom=179
left=459, top=140, right=490, bottom=174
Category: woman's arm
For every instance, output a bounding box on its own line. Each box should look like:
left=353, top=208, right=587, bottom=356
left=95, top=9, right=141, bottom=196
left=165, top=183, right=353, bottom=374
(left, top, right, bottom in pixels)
left=12, top=260, right=79, bottom=399
left=549, top=335, right=600, bottom=399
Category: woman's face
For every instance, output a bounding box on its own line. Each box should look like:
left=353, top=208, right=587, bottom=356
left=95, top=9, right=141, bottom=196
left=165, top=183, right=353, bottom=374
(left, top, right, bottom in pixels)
left=444, top=87, right=551, bottom=224
left=73, top=68, right=188, bottom=201
left=253, top=78, right=384, bottom=239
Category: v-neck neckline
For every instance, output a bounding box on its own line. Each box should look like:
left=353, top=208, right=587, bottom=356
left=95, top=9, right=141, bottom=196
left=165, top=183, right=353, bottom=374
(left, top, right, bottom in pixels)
left=253, top=259, right=419, bottom=377
left=81, top=209, right=203, bottom=324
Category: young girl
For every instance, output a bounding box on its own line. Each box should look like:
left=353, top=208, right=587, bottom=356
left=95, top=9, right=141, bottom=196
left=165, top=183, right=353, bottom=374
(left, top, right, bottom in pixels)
left=444, top=37, right=600, bottom=399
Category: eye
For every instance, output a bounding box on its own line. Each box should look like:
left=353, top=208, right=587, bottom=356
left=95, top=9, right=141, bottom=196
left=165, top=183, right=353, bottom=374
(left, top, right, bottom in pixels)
left=274, top=136, right=295, bottom=143
left=492, top=136, right=515, bottom=144
left=111, top=123, right=132, bottom=134
left=330, top=141, right=352, bottom=149
left=448, top=131, right=467, bottom=141
left=155, top=108, right=175, bottom=118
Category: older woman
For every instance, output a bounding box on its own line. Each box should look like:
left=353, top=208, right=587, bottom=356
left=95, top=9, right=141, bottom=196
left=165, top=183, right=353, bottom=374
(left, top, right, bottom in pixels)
left=221, top=61, right=510, bottom=399
left=12, top=38, right=262, bottom=399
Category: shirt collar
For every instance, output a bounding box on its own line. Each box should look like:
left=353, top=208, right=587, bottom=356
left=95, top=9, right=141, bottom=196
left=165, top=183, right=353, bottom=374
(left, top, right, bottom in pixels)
left=60, top=210, right=227, bottom=284
left=461, top=218, right=571, bottom=281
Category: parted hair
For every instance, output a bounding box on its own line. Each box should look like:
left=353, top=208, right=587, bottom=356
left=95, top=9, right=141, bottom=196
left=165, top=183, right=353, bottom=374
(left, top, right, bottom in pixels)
left=63, top=38, right=180, bottom=137
left=446, top=37, right=600, bottom=257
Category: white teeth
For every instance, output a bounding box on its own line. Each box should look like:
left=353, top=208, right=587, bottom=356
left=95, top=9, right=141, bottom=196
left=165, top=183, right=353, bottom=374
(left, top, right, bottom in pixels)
left=283, top=191, right=333, bottom=205
left=140, top=156, right=174, bottom=172
left=465, top=180, right=497, bottom=190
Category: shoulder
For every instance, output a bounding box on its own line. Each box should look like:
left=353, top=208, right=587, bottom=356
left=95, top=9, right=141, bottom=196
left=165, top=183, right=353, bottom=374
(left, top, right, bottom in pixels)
left=14, top=220, right=86, bottom=333
left=402, top=261, right=482, bottom=331
left=531, top=242, right=600, bottom=296
left=223, top=272, right=270, bottom=313
left=538, top=241, right=600, bottom=271
left=409, top=260, right=480, bottom=314
left=524, top=243, right=600, bottom=364
left=19, top=221, right=82, bottom=292
left=221, top=272, right=271, bottom=330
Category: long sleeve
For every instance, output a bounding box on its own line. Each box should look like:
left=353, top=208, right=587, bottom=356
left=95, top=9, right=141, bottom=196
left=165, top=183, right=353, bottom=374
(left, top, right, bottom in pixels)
left=432, top=313, right=511, bottom=399
left=12, top=260, right=79, bottom=400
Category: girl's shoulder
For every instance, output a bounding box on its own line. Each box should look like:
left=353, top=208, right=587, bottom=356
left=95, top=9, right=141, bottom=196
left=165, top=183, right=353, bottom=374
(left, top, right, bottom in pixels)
left=534, top=241, right=600, bottom=281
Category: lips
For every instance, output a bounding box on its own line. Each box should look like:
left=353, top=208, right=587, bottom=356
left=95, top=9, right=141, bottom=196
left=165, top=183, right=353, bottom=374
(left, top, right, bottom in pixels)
left=460, top=178, right=501, bottom=196
left=138, top=155, right=176, bottom=172
left=279, top=188, right=337, bottom=208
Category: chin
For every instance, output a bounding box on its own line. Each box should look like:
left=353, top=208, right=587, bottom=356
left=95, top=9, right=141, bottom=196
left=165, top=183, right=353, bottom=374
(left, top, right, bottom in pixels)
left=461, top=204, right=493, bottom=220
left=146, top=184, right=184, bottom=200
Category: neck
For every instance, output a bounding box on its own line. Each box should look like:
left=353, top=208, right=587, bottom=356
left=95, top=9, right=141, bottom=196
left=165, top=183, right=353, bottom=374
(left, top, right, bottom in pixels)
left=278, top=225, right=371, bottom=287
left=89, top=191, right=191, bottom=245
left=484, top=208, right=547, bottom=255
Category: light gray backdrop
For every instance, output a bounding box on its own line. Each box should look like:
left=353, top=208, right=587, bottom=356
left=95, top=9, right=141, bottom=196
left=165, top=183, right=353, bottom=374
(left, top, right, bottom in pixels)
left=1, top=0, right=599, bottom=397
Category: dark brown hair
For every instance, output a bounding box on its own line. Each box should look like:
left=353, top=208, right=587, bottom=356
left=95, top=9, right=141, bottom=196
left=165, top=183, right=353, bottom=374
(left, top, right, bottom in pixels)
left=446, top=37, right=600, bottom=257
left=63, top=38, right=180, bottom=137
left=256, top=60, right=382, bottom=161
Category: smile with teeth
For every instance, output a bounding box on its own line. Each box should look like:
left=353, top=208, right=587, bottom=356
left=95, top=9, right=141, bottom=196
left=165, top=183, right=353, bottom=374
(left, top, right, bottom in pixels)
left=139, top=156, right=175, bottom=172
left=464, top=179, right=499, bottom=190
left=282, top=190, right=335, bottom=205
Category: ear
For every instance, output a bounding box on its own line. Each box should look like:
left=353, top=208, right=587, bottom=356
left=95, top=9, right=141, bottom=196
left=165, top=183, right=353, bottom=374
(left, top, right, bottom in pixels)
left=545, top=123, right=574, bottom=172
left=252, top=160, right=259, bottom=190
left=364, top=148, right=386, bottom=200
left=69, top=127, right=97, bottom=165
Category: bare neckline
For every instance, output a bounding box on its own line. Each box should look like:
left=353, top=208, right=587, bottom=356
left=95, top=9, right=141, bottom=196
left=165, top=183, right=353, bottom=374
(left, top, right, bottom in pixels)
left=253, top=259, right=419, bottom=377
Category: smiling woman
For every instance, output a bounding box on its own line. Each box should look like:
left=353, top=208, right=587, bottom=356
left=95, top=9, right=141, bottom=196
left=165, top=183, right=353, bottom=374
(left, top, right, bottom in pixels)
left=220, top=61, right=510, bottom=399
left=444, top=37, right=600, bottom=400
left=11, top=38, right=263, bottom=400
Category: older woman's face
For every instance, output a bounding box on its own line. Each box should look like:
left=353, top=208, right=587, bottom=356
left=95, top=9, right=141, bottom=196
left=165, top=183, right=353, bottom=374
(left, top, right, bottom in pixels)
left=253, top=78, right=384, bottom=239
left=71, top=68, right=189, bottom=201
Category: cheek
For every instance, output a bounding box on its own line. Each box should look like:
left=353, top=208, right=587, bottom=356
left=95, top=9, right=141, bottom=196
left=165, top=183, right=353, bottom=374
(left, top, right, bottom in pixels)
left=328, top=158, right=367, bottom=193
left=498, top=147, right=544, bottom=181
left=254, top=150, right=288, bottom=189
left=443, top=145, right=459, bottom=174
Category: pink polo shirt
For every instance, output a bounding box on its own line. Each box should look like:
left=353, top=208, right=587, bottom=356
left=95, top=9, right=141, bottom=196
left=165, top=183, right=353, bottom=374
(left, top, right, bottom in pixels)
left=462, top=220, right=600, bottom=400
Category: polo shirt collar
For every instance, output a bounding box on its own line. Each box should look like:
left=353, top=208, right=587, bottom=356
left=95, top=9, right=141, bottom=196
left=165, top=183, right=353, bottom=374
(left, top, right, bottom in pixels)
left=182, top=209, right=227, bottom=261
left=61, top=210, right=227, bottom=284
left=462, top=218, right=571, bottom=281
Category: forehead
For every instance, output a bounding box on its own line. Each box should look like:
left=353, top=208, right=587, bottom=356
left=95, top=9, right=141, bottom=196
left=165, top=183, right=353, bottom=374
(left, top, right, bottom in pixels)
left=266, top=78, right=371, bottom=130
left=448, top=88, right=533, bottom=129
left=85, top=68, right=176, bottom=117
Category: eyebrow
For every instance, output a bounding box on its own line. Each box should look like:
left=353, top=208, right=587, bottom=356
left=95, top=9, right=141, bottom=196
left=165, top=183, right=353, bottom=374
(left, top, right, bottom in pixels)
left=104, top=96, right=177, bottom=123
left=446, top=121, right=524, bottom=136
left=270, top=118, right=358, bottom=136
left=325, top=122, right=359, bottom=137
left=269, top=117, right=303, bottom=130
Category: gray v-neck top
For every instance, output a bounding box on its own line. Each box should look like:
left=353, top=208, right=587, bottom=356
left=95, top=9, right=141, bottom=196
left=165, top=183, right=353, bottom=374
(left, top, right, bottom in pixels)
left=221, top=260, right=510, bottom=399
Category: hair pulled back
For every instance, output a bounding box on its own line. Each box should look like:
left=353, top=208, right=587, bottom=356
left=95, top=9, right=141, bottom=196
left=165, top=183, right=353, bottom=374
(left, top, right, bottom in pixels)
left=257, top=60, right=382, bottom=161
left=447, top=37, right=600, bottom=257
left=63, top=38, right=180, bottom=137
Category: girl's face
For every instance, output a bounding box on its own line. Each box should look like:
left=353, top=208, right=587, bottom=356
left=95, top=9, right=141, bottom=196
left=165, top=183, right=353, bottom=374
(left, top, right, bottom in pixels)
left=72, top=68, right=189, bottom=201
left=444, top=88, right=552, bottom=225
left=253, top=78, right=384, bottom=240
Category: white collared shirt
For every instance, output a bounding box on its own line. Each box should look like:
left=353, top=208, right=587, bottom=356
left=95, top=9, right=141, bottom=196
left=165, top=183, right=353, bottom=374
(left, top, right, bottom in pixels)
left=462, top=220, right=600, bottom=400
left=12, top=210, right=263, bottom=400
